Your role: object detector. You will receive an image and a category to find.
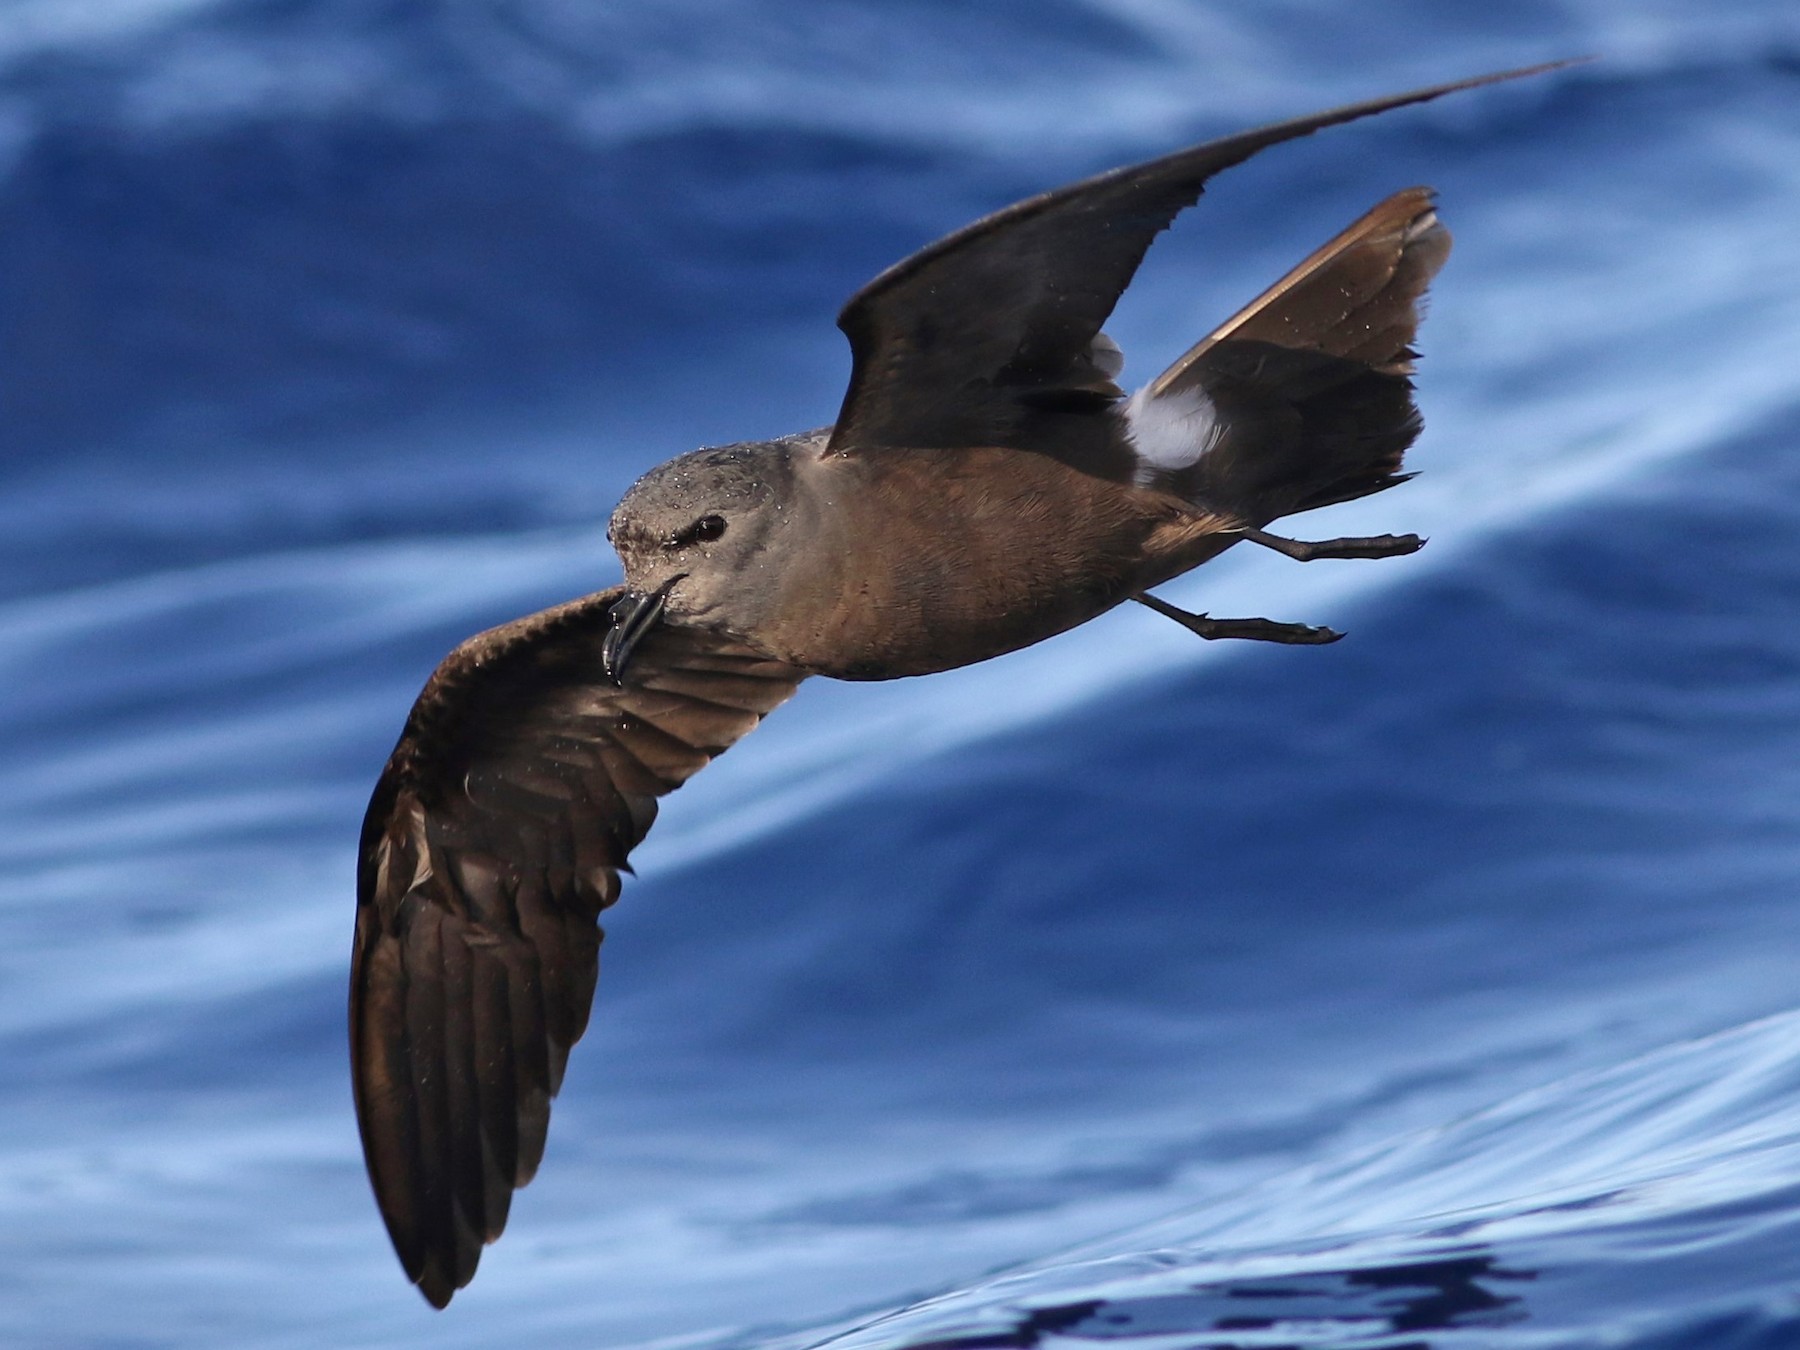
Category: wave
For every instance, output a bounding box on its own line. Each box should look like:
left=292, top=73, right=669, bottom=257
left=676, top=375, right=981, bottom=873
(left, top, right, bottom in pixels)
left=797, top=1010, right=1800, bottom=1350
left=7, top=5, right=1800, bottom=1346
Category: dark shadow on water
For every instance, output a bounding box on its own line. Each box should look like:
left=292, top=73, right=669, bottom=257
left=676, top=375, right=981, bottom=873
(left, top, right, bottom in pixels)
left=892, top=1253, right=1532, bottom=1350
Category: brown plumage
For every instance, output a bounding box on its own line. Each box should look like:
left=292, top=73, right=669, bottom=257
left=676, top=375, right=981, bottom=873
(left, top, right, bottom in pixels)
left=351, top=62, right=1570, bottom=1306
left=353, top=605, right=800, bottom=1305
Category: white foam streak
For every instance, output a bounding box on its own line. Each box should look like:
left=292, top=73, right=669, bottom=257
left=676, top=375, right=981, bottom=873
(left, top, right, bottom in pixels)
left=0, top=0, right=1788, bottom=159
left=0, top=0, right=225, bottom=61
left=808, top=1011, right=1800, bottom=1350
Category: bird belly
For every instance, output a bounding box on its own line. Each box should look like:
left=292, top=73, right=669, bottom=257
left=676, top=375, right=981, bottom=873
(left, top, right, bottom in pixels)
left=769, top=452, right=1209, bottom=681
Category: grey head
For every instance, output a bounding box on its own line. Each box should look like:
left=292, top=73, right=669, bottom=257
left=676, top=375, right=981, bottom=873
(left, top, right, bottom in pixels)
left=603, top=433, right=821, bottom=679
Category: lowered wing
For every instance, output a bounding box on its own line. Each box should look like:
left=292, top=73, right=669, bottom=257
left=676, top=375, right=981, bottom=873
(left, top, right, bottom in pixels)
left=351, top=590, right=802, bottom=1306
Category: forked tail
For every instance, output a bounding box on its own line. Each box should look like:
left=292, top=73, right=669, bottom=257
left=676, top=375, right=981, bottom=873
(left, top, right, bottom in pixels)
left=1122, top=187, right=1450, bottom=525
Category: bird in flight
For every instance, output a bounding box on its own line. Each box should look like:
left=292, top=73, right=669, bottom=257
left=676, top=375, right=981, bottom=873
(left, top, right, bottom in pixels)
left=351, top=62, right=1565, bottom=1306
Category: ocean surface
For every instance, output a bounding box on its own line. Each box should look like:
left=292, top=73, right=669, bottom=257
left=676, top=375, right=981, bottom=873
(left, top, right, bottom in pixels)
left=4, top=3, right=1800, bottom=1347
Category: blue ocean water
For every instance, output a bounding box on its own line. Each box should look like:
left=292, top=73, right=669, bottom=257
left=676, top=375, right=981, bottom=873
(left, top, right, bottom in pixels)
left=4, top=3, right=1800, bottom=1346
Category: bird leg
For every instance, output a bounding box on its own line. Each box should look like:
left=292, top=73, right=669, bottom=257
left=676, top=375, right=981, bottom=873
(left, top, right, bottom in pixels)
left=1239, top=525, right=1424, bottom=562
left=1132, top=591, right=1343, bottom=644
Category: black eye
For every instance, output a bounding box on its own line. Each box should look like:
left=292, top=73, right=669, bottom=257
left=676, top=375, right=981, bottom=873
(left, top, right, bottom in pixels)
left=665, top=513, right=728, bottom=550
left=680, top=511, right=723, bottom=543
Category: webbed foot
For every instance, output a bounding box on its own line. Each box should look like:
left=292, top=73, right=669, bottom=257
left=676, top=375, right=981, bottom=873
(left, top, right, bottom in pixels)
left=1133, top=592, right=1343, bottom=645
left=1239, top=526, right=1424, bottom=562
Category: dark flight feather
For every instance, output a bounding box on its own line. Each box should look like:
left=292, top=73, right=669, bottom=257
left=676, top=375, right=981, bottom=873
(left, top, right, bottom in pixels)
left=350, top=590, right=803, bottom=1306
left=828, top=63, right=1565, bottom=460
left=1139, top=187, right=1452, bottom=521
left=350, top=60, right=1579, bottom=1308
left=1154, top=186, right=1451, bottom=391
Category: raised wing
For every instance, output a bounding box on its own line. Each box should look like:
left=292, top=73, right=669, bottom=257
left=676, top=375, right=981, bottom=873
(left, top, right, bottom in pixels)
left=827, top=63, right=1566, bottom=459
left=350, top=588, right=803, bottom=1307
left=1156, top=186, right=1452, bottom=390
left=1128, top=188, right=1451, bottom=520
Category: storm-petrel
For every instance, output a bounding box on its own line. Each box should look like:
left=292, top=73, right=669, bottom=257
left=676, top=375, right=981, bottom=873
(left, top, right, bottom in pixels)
left=351, top=62, right=1567, bottom=1306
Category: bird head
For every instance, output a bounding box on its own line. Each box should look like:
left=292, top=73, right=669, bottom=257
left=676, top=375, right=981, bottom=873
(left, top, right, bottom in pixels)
left=603, top=440, right=801, bottom=679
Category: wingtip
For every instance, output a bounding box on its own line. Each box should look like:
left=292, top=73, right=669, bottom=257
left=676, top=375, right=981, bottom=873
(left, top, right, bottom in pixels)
left=1291, top=55, right=1593, bottom=135
left=411, top=1234, right=480, bottom=1310
left=1392, top=57, right=1595, bottom=109
left=417, top=1271, right=457, bottom=1310
left=1446, top=56, right=1595, bottom=89
left=389, top=1206, right=471, bottom=1309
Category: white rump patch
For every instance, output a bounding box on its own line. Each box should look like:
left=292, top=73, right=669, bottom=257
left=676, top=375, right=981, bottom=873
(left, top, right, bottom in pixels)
left=1089, top=331, right=1125, bottom=381
left=1123, top=384, right=1223, bottom=486
left=1403, top=208, right=1442, bottom=244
